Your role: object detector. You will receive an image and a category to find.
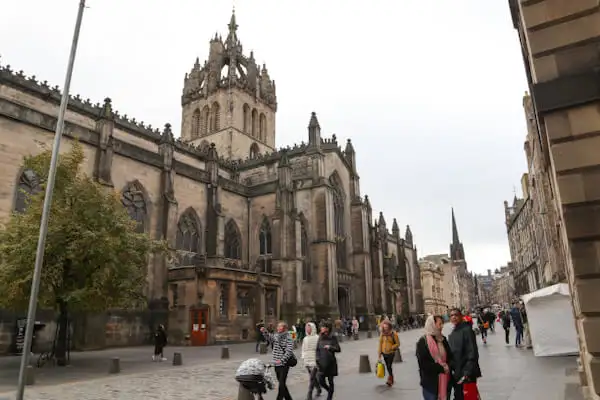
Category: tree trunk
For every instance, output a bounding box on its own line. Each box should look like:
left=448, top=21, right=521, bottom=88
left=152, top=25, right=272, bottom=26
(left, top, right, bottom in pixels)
left=55, top=300, right=69, bottom=366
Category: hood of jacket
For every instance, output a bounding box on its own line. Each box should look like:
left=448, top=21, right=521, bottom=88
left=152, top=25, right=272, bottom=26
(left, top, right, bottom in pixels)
left=305, top=322, right=317, bottom=336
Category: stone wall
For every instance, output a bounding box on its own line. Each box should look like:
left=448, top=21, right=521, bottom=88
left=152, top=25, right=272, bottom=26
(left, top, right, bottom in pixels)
left=0, top=308, right=166, bottom=355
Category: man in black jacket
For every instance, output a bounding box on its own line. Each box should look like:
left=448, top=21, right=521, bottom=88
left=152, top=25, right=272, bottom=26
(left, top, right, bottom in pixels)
left=448, top=308, right=482, bottom=400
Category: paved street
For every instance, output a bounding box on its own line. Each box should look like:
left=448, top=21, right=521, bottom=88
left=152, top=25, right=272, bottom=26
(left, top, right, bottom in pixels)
left=0, top=324, right=580, bottom=400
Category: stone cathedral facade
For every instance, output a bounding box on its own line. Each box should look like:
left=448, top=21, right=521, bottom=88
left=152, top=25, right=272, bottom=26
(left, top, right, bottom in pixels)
left=0, top=13, right=422, bottom=345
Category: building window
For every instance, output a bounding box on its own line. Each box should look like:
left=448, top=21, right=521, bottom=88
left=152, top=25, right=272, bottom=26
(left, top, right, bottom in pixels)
left=258, top=217, right=273, bottom=273
left=301, top=222, right=311, bottom=281
left=259, top=113, right=267, bottom=141
left=331, top=174, right=346, bottom=270
left=224, top=219, right=242, bottom=259
left=201, top=105, right=210, bottom=135
left=237, top=289, right=252, bottom=316
left=243, top=104, right=250, bottom=133
left=176, top=209, right=202, bottom=253
left=191, top=108, right=201, bottom=138
left=265, top=289, right=276, bottom=317
left=249, top=143, right=260, bottom=159
left=219, top=283, right=228, bottom=318
left=14, top=169, right=41, bottom=213
left=121, top=181, right=147, bottom=233
left=251, top=109, right=258, bottom=137
left=170, top=284, right=178, bottom=308
left=211, top=102, right=221, bottom=132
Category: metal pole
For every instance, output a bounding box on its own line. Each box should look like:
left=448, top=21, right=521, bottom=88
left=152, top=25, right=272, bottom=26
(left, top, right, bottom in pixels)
left=15, top=1, right=86, bottom=399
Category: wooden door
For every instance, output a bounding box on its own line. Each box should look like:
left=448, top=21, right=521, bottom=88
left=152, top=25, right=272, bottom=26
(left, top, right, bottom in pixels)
left=190, top=308, right=209, bottom=346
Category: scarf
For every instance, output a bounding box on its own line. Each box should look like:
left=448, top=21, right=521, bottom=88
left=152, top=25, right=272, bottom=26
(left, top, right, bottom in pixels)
left=424, top=316, right=449, bottom=400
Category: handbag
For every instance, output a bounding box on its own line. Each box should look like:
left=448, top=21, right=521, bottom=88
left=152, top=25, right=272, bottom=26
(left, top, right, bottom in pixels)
left=463, top=381, right=481, bottom=400
left=287, top=352, right=298, bottom=367
left=376, top=361, right=385, bottom=378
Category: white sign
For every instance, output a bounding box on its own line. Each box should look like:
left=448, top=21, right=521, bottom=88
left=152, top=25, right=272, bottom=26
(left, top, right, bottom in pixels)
left=192, top=324, right=199, bottom=332
left=201, top=324, right=206, bottom=329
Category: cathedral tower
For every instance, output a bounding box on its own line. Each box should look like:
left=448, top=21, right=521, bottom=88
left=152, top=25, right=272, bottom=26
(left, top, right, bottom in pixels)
left=180, top=10, right=277, bottom=159
left=450, top=207, right=465, bottom=262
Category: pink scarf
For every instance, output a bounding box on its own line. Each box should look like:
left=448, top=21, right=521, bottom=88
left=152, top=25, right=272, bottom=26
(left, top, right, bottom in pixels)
left=426, top=334, right=449, bottom=400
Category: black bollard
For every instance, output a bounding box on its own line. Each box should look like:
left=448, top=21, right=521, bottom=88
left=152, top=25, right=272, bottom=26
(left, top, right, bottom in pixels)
left=367, top=331, right=373, bottom=339
left=173, top=352, right=183, bottom=366
left=221, top=346, right=230, bottom=359
left=354, top=333, right=359, bottom=340
left=259, top=342, right=268, bottom=354
left=358, top=354, right=372, bottom=373
left=108, top=357, right=121, bottom=374
left=25, top=365, right=35, bottom=386
left=237, top=383, right=254, bottom=400
left=393, top=348, right=403, bottom=363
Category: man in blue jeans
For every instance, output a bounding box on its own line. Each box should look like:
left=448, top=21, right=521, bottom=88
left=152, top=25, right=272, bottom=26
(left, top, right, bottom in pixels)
left=510, top=302, right=524, bottom=347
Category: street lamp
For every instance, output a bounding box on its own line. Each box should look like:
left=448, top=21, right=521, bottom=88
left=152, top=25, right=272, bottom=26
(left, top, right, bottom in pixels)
left=15, top=2, right=86, bottom=399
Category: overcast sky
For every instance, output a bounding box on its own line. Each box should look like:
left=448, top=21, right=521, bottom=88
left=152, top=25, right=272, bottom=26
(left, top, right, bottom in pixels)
left=1, top=0, right=529, bottom=274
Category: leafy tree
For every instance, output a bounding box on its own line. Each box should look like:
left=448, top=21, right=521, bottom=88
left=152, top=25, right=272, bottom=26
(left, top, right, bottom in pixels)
left=0, top=143, right=164, bottom=365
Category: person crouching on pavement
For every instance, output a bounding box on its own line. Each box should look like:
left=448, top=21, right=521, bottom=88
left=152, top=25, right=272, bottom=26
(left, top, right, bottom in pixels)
left=152, top=324, right=167, bottom=362
left=302, top=322, right=321, bottom=400
left=416, top=315, right=452, bottom=400
left=316, top=321, right=341, bottom=400
left=448, top=308, right=481, bottom=400
left=377, top=319, right=400, bottom=387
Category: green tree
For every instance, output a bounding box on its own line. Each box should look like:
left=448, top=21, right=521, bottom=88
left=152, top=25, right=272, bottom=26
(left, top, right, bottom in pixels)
left=0, top=143, right=164, bottom=365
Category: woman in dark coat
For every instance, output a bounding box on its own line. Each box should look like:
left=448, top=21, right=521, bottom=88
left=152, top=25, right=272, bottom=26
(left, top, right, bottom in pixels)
left=416, top=315, right=452, bottom=400
left=316, top=322, right=341, bottom=400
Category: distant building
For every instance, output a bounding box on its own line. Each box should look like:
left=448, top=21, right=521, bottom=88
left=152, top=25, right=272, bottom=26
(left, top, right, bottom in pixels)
left=419, top=256, right=447, bottom=315
left=491, top=264, right=515, bottom=308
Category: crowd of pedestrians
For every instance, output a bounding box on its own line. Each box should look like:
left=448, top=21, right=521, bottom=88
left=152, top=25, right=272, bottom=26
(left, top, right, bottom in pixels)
left=234, top=302, right=530, bottom=399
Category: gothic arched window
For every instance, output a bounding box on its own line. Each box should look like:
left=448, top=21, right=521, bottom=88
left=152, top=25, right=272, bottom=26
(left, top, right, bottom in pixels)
left=251, top=109, right=258, bottom=137
left=243, top=104, right=250, bottom=133
left=258, top=217, right=272, bottom=273
left=191, top=108, right=201, bottom=138
left=176, top=209, right=202, bottom=253
left=121, top=181, right=147, bottom=233
left=224, top=219, right=241, bottom=260
left=211, top=102, right=221, bottom=132
left=301, top=221, right=311, bottom=281
left=201, top=105, right=210, bottom=135
left=331, top=174, right=346, bottom=270
left=249, top=143, right=260, bottom=159
left=14, top=169, right=41, bottom=213
left=259, top=113, right=267, bottom=141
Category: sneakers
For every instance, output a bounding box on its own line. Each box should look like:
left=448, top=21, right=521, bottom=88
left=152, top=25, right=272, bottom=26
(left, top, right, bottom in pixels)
left=161, top=357, right=167, bottom=362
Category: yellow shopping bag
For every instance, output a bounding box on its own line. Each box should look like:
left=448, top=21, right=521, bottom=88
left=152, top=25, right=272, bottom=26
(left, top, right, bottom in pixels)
left=376, top=361, right=385, bottom=379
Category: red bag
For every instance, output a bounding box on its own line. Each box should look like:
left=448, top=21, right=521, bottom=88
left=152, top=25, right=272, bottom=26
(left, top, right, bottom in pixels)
left=463, top=382, right=480, bottom=400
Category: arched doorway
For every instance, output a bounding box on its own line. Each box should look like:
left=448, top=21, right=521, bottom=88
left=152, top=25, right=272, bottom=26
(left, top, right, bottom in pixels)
left=338, top=287, right=350, bottom=318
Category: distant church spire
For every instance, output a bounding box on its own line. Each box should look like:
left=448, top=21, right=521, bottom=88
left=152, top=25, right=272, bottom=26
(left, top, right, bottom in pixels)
left=450, top=207, right=465, bottom=261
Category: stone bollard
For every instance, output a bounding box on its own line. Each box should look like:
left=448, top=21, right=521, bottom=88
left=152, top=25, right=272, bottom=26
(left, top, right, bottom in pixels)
left=367, top=331, right=373, bottom=339
left=237, top=383, right=254, bottom=400
left=221, top=346, right=230, bottom=359
left=259, top=342, right=268, bottom=354
left=393, top=348, right=403, bottom=363
left=172, top=352, right=183, bottom=366
left=358, top=354, right=372, bottom=373
left=109, top=357, right=120, bottom=374
left=25, top=365, right=35, bottom=386
left=354, top=333, right=359, bottom=340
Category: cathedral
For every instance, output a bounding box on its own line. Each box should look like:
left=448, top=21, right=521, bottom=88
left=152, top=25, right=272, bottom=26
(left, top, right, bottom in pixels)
left=0, top=12, right=422, bottom=346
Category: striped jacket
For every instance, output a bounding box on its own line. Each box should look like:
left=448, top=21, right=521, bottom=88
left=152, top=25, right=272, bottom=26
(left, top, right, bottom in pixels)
left=272, top=331, right=294, bottom=365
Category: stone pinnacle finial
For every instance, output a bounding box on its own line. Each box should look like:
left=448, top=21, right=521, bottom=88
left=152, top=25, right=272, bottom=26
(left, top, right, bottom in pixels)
left=160, top=123, right=174, bottom=144
left=101, top=97, right=113, bottom=118
left=344, top=138, right=355, bottom=154
left=308, top=112, right=320, bottom=129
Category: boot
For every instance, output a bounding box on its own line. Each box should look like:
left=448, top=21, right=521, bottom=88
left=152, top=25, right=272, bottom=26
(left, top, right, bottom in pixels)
left=386, top=375, right=394, bottom=387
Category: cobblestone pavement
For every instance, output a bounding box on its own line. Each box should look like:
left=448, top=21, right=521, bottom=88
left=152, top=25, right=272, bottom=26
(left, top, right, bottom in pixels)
left=0, top=324, right=581, bottom=400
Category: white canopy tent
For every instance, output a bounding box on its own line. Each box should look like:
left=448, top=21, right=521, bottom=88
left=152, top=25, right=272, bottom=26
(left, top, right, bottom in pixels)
left=521, top=283, right=579, bottom=357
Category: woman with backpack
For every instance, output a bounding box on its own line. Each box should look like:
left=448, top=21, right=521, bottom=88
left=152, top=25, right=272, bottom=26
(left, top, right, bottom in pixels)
left=377, top=319, right=400, bottom=386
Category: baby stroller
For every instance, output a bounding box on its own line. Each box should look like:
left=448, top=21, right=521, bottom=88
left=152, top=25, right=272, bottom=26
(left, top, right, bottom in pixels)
left=235, top=359, right=274, bottom=400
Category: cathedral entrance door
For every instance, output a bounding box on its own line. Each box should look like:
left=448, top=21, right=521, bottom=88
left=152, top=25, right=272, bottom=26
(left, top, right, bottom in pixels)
left=338, top=287, right=350, bottom=318
left=189, top=308, right=209, bottom=346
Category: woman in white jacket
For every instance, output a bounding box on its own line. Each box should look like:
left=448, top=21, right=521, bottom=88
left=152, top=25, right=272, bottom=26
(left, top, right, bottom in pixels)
left=301, top=322, right=321, bottom=400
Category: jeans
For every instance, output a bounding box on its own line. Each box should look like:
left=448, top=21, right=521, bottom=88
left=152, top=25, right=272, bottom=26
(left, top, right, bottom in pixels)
left=422, top=388, right=437, bottom=400
left=153, top=344, right=164, bottom=356
left=318, top=374, right=335, bottom=400
left=275, top=366, right=292, bottom=400
left=306, top=366, right=321, bottom=398
left=382, top=353, right=394, bottom=377
left=480, top=328, right=487, bottom=341
left=453, top=383, right=464, bottom=400
left=504, top=327, right=510, bottom=344
left=515, top=326, right=523, bottom=346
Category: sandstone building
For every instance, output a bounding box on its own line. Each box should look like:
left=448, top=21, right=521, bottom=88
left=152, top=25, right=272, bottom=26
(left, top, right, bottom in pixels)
left=491, top=264, right=515, bottom=308
left=509, top=1, right=600, bottom=397
left=0, top=13, right=422, bottom=349
left=504, top=176, right=541, bottom=295
left=419, top=256, right=447, bottom=315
